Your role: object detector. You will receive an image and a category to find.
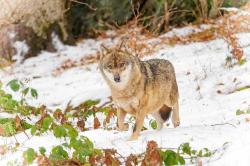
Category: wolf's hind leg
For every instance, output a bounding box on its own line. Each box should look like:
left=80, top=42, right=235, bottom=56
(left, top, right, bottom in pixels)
left=117, top=108, right=129, bottom=131
left=171, top=101, right=180, bottom=127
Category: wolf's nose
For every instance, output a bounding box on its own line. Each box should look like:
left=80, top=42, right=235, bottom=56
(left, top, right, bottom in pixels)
left=114, top=75, right=121, bottom=82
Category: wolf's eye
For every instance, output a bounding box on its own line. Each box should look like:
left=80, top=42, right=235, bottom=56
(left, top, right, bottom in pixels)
left=120, top=63, right=125, bottom=67
left=107, top=64, right=113, bottom=69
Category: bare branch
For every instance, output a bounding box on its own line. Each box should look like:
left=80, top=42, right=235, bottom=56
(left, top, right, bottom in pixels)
left=70, top=0, right=96, bottom=11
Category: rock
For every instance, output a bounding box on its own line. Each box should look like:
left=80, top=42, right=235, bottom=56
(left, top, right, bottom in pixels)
left=0, top=24, right=44, bottom=66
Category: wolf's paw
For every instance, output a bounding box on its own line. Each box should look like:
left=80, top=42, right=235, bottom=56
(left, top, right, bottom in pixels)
left=117, top=123, right=129, bottom=131
left=173, top=121, right=180, bottom=128
left=127, top=135, right=139, bottom=141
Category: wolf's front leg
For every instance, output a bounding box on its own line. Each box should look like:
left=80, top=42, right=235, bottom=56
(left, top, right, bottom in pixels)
left=117, top=108, right=129, bottom=131
left=128, top=111, right=146, bottom=141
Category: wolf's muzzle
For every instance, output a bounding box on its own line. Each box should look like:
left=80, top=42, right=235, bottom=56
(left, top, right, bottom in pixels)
left=114, top=74, right=121, bottom=82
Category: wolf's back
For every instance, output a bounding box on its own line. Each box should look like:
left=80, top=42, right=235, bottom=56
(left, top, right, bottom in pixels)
left=140, top=59, right=176, bottom=84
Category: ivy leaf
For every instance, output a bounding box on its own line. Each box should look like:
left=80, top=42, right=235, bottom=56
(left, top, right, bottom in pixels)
left=49, top=146, right=68, bottom=161
left=42, top=116, right=53, bottom=130
left=67, top=127, right=78, bottom=139
left=23, top=148, right=36, bottom=164
left=191, top=150, right=197, bottom=155
left=53, top=126, right=67, bottom=138
left=39, top=147, right=46, bottom=156
left=7, top=79, right=20, bottom=92
left=22, top=88, right=30, bottom=96
left=180, top=143, right=191, bottom=156
left=62, top=124, right=78, bottom=138
left=149, top=119, right=157, bottom=130
left=198, top=150, right=203, bottom=157
left=30, top=88, right=38, bottom=99
left=236, top=109, right=245, bottom=116
left=83, top=99, right=100, bottom=108
left=0, top=120, right=16, bottom=136
left=30, top=125, right=37, bottom=135
left=203, top=148, right=212, bottom=157
left=161, top=150, right=185, bottom=165
left=21, top=120, right=32, bottom=130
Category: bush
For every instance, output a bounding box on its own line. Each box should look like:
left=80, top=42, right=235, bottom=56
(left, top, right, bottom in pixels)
left=66, top=0, right=247, bottom=37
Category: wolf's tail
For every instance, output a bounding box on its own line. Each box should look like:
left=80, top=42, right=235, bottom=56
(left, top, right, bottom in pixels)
left=159, top=105, right=172, bottom=121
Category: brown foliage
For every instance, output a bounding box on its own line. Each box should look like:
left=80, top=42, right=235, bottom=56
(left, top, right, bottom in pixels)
left=141, top=141, right=162, bottom=166
left=77, top=119, right=85, bottom=131
left=125, top=154, right=138, bottom=166
left=53, top=109, right=64, bottom=121
left=104, top=149, right=121, bottom=166
left=94, top=117, right=101, bottom=129
left=15, top=115, right=21, bottom=129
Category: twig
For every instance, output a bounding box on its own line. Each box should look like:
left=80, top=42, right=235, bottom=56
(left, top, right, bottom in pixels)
left=23, top=130, right=30, bottom=139
left=210, top=122, right=237, bottom=128
left=70, top=0, right=96, bottom=11
left=97, top=100, right=112, bottom=109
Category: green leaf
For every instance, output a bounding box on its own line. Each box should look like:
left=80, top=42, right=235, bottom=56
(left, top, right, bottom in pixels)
left=30, top=88, right=38, bottom=99
left=70, top=136, right=94, bottom=163
left=150, top=119, right=157, bottom=130
left=21, top=121, right=32, bottom=129
left=236, top=109, right=245, bottom=116
left=236, top=86, right=250, bottom=92
left=62, top=124, right=78, bottom=139
left=30, top=125, right=37, bottom=135
left=191, top=150, right=197, bottom=155
left=39, top=147, right=46, bottom=156
left=7, top=79, right=20, bottom=92
left=83, top=99, right=100, bottom=108
left=0, top=120, right=16, bottom=136
left=0, top=118, right=13, bottom=124
left=180, top=142, right=191, bottom=156
left=67, top=127, right=78, bottom=139
left=203, top=148, right=212, bottom=157
left=22, top=88, right=30, bottom=96
left=49, top=146, right=68, bottom=161
left=177, top=155, right=185, bottom=165
left=62, top=143, right=70, bottom=148
left=238, top=58, right=246, bottom=65
left=198, top=150, right=203, bottom=157
left=0, top=89, right=6, bottom=96
left=160, top=149, right=186, bottom=165
left=23, top=148, right=36, bottom=164
left=42, top=116, right=53, bottom=130
left=53, top=126, right=67, bottom=138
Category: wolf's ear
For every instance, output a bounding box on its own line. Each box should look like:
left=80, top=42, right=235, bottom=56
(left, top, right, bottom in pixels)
left=117, top=40, right=125, bottom=50
left=101, top=44, right=111, bottom=53
left=100, top=44, right=111, bottom=60
left=124, top=45, right=131, bottom=54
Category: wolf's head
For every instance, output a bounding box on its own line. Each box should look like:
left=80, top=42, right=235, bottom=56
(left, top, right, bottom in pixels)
left=99, top=44, right=134, bottom=89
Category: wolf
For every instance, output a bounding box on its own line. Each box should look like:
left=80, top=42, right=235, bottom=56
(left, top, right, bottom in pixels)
left=99, top=43, right=180, bottom=140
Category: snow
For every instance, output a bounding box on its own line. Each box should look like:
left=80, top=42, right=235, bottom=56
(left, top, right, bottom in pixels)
left=161, top=24, right=212, bottom=38
left=12, top=40, right=29, bottom=64
left=0, top=27, right=250, bottom=165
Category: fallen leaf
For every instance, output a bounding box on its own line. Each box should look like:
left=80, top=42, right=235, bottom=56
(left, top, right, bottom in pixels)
left=94, top=117, right=101, bottom=129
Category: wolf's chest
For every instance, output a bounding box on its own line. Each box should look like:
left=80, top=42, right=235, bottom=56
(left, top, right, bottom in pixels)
left=115, top=97, right=139, bottom=113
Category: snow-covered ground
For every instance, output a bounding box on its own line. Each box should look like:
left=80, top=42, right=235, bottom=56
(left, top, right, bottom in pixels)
left=0, top=26, right=250, bottom=165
